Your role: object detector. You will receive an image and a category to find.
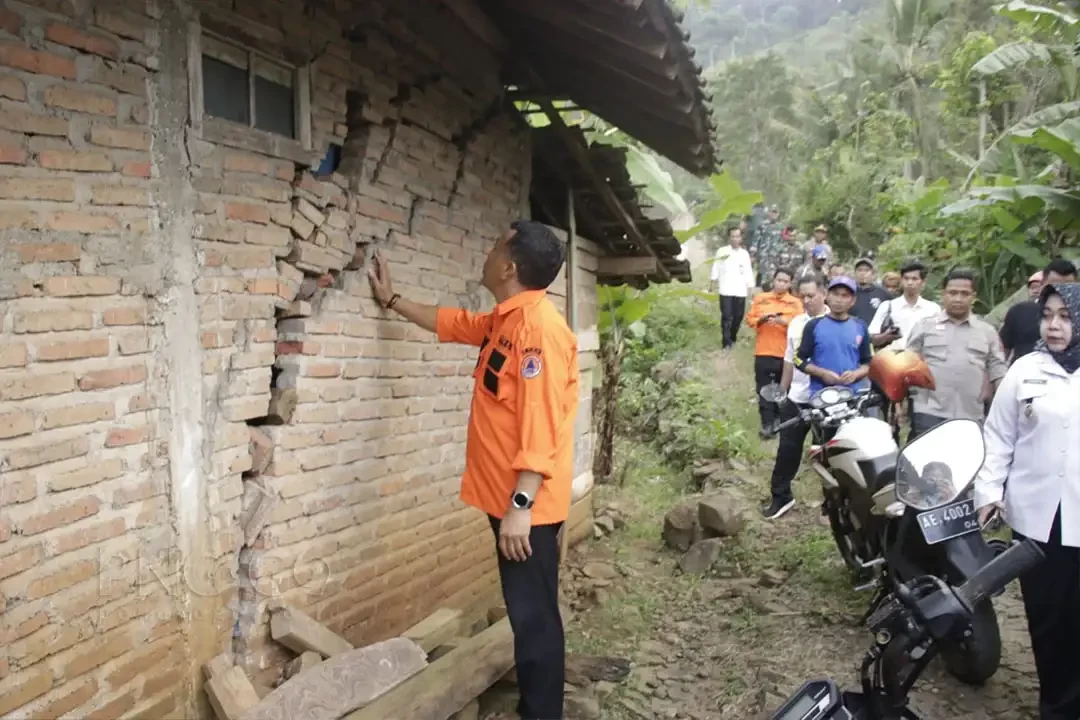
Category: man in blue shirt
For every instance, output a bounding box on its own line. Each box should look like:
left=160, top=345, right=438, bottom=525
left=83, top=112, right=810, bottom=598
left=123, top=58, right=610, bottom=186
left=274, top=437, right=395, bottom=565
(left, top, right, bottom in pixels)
left=794, top=276, right=872, bottom=393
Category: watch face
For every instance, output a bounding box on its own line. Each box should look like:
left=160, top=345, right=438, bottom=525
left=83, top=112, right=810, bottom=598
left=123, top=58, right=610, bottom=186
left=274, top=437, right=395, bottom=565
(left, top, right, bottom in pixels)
left=513, top=492, right=530, bottom=508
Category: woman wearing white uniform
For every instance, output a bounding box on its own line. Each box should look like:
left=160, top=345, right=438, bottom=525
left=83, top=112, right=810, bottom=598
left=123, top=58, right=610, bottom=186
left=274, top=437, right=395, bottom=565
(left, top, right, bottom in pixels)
left=975, top=282, right=1080, bottom=720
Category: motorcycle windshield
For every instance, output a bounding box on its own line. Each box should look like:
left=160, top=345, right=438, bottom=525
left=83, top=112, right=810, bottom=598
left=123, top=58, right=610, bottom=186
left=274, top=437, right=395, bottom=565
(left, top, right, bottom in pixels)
left=895, top=419, right=986, bottom=511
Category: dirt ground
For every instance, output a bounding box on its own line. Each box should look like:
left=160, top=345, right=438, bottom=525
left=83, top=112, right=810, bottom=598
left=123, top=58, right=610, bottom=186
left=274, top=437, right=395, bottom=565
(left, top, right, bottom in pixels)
left=561, top=349, right=1040, bottom=720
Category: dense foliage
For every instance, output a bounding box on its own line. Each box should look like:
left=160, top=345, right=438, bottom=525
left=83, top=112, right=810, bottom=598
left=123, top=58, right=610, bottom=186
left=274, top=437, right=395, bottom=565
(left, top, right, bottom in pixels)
left=680, top=0, right=1080, bottom=313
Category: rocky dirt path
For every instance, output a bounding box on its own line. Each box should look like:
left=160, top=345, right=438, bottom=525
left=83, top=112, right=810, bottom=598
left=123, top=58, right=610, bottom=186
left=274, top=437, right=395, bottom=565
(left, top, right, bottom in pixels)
left=561, top=350, right=1040, bottom=720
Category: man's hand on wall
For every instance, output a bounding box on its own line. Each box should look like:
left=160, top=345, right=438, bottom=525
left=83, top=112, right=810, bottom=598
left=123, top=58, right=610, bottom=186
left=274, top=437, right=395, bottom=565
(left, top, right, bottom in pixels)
left=367, top=250, right=394, bottom=307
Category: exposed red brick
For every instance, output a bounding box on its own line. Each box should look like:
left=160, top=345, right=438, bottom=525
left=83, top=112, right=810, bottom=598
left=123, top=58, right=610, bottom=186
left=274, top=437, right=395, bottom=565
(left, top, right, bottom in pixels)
left=0, top=44, right=75, bottom=79
left=103, top=306, right=146, bottom=325
left=0, top=343, right=27, bottom=368
left=0, top=410, right=33, bottom=439
left=105, top=425, right=149, bottom=447
left=122, top=160, right=151, bottom=178
left=0, top=177, right=74, bottom=201
left=39, top=150, right=113, bottom=172
left=89, top=124, right=149, bottom=150
left=18, top=497, right=99, bottom=536
left=15, top=242, right=80, bottom=263
left=46, top=212, right=120, bottom=233
left=45, top=23, right=118, bottom=58
left=0, top=74, right=23, bottom=101
left=0, top=142, right=26, bottom=164
left=44, top=85, right=116, bottom=116
left=43, top=277, right=120, bottom=297
left=225, top=202, right=271, bottom=224
left=79, top=364, right=146, bottom=391
left=26, top=558, right=97, bottom=600
left=0, top=106, right=67, bottom=135
left=0, top=668, right=53, bottom=716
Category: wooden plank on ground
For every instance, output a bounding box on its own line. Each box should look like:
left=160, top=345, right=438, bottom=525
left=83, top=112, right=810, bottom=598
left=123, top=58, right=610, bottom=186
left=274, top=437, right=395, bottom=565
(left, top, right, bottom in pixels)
left=428, top=636, right=469, bottom=662
left=270, top=605, right=353, bottom=658
left=342, top=618, right=515, bottom=720
left=206, top=666, right=261, bottom=720
left=240, top=638, right=427, bottom=720
left=402, top=608, right=464, bottom=654
left=204, top=653, right=232, bottom=681
left=284, top=651, right=321, bottom=680
left=450, top=699, right=480, bottom=720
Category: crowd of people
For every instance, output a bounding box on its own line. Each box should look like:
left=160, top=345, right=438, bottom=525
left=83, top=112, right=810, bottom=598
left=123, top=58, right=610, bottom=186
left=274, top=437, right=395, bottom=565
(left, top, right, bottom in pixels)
left=710, top=208, right=1080, bottom=719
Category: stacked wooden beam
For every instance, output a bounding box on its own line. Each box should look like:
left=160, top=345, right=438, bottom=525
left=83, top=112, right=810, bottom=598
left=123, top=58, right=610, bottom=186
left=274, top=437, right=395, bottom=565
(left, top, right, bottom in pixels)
left=203, top=602, right=514, bottom=720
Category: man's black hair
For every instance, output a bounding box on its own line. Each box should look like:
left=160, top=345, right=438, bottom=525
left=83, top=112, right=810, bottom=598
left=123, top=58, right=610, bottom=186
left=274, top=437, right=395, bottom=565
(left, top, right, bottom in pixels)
left=509, top=220, right=565, bottom=290
left=829, top=262, right=843, bottom=271
left=728, top=224, right=742, bottom=237
left=773, top=267, right=794, bottom=280
left=942, top=266, right=977, bottom=288
left=854, top=258, right=874, bottom=270
left=798, top=273, right=825, bottom=291
left=1044, top=257, right=1077, bottom=278
left=899, top=259, right=927, bottom=279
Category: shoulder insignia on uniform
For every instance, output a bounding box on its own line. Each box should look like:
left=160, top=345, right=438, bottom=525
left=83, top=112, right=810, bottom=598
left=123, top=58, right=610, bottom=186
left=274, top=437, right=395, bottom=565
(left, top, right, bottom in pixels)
left=522, top=354, right=542, bottom=379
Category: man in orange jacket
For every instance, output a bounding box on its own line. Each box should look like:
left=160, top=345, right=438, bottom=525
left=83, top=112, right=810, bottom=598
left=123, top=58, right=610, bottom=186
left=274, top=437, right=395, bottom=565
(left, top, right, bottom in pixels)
left=368, top=220, right=578, bottom=720
left=746, top=267, right=804, bottom=437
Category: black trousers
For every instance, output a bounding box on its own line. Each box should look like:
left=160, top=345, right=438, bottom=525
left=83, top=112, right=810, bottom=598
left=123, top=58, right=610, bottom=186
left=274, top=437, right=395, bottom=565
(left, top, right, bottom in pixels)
left=908, top=412, right=945, bottom=443
left=719, top=295, right=745, bottom=349
left=754, top=355, right=785, bottom=429
left=1017, top=511, right=1080, bottom=720
left=488, top=517, right=564, bottom=720
left=769, top=401, right=809, bottom=505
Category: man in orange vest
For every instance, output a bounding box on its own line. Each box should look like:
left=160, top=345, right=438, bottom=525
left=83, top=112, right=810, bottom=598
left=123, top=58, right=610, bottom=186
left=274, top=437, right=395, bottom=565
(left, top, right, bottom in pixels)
left=745, top=267, right=804, bottom=437
left=368, top=220, right=578, bottom=720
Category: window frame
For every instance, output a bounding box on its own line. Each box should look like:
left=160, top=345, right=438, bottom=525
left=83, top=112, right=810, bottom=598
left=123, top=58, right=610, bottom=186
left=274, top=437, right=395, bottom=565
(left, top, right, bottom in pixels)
left=188, top=22, right=313, bottom=162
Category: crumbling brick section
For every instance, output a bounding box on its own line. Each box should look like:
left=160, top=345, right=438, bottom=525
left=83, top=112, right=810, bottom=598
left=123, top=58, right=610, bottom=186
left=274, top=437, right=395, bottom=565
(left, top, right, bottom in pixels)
left=193, top=1, right=535, bottom=682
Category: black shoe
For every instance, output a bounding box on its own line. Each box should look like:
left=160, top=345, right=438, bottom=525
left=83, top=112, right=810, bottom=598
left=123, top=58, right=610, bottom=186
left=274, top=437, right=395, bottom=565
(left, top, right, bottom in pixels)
left=762, top=498, right=795, bottom=520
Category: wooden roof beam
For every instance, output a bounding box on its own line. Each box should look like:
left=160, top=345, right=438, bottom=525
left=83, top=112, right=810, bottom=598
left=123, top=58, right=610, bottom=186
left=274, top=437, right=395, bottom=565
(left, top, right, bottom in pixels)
left=531, top=94, right=670, bottom=282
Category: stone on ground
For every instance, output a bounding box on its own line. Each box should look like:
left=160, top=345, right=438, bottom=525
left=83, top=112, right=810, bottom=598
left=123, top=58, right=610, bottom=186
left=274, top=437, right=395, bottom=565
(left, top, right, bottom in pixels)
left=698, top=491, right=746, bottom=537
left=662, top=502, right=698, bottom=551
left=678, top=538, right=723, bottom=574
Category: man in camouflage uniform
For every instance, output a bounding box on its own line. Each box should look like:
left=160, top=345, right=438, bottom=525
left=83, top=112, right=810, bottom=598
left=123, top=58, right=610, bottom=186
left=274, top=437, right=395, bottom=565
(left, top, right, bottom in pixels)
left=775, top=225, right=806, bottom=282
left=750, top=204, right=784, bottom=291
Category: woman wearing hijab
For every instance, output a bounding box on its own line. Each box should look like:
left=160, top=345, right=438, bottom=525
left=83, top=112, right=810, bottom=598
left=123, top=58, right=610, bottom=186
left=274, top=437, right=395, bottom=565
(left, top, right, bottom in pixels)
left=975, top=282, right=1080, bottom=720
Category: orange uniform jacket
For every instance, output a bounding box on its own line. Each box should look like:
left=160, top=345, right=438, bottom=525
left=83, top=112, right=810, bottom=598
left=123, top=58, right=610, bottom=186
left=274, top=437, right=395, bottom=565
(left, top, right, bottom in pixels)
left=436, top=290, right=579, bottom=526
left=745, top=291, right=804, bottom=358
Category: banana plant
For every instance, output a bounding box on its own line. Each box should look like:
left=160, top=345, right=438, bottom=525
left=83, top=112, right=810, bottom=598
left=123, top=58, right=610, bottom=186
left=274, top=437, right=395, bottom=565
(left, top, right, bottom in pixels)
left=673, top=170, right=764, bottom=243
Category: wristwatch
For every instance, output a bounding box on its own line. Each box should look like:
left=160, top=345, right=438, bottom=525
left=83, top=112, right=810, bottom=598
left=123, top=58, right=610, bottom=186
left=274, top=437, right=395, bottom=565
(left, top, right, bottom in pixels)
left=510, top=490, right=534, bottom=510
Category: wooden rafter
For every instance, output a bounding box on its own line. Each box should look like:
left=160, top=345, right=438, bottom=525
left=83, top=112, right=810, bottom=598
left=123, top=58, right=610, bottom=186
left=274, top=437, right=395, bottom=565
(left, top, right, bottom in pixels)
left=531, top=93, right=671, bottom=282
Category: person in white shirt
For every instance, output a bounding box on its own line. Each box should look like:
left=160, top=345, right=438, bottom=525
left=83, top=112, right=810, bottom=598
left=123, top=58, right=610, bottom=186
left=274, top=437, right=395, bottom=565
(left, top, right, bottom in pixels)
left=868, top=259, right=941, bottom=351
left=763, top=273, right=828, bottom=520
left=710, top=225, right=755, bottom=349
left=868, top=259, right=940, bottom=434
left=975, top=282, right=1080, bottom=720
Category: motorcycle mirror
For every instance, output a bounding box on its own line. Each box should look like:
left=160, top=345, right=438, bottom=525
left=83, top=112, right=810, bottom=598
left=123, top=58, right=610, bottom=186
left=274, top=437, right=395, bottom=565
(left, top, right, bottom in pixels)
left=759, top=382, right=787, bottom=404
left=895, top=418, right=986, bottom=511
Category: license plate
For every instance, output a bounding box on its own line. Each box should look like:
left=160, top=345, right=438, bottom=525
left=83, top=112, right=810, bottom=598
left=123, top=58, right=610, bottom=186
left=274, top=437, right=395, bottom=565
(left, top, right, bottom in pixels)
left=917, top=498, right=980, bottom=545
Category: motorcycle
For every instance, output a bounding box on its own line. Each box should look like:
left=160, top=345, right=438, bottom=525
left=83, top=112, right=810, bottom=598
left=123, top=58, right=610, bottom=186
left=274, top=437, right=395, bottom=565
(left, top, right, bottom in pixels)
left=763, top=388, right=1005, bottom=686
left=769, top=537, right=1044, bottom=720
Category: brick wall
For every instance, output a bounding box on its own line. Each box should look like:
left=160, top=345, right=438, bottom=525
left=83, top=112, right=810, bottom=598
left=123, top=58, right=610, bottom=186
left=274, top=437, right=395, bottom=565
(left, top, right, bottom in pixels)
left=0, top=1, right=189, bottom=717
left=0, top=0, right=601, bottom=715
